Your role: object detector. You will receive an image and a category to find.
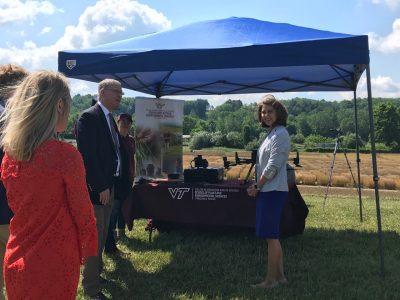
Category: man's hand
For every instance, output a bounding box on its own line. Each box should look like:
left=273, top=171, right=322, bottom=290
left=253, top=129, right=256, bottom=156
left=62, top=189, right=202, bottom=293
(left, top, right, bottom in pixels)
left=99, top=189, right=110, bottom=205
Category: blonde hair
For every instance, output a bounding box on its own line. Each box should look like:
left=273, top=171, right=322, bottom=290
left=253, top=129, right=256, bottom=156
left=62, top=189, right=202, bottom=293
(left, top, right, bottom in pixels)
left=1, top=70, right=71, bottom=161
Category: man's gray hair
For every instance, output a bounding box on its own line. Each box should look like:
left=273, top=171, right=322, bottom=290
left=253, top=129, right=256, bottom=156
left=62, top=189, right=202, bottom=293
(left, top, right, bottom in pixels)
left=98, top=79, right=121, bottom=92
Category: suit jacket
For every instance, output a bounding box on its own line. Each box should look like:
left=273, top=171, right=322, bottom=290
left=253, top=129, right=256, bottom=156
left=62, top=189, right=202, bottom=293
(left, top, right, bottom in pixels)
left=76, top=104, right=129, bottom=205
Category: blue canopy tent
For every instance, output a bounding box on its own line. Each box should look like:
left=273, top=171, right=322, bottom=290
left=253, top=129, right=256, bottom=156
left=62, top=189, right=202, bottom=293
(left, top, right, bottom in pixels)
left=58, top=17, right=384, bottom=274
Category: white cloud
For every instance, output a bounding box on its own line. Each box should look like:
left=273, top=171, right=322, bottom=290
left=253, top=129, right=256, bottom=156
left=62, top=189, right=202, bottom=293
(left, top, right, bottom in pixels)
left=56, top=0, right=171, bottom=50
left=370, top=0, right=400, bottom=10
left=368, top=18, right=400, bottom=53
left=39, top=27, right=52, bottom=35
left=0, top=0, right=171, bottom=73
left=69, top=79, right=97, bottom=96
left=0, top=41, right=56, bottom=69
left=0, top=0, right=58, bottom=25
left=355, top=75, right=400, bottom=98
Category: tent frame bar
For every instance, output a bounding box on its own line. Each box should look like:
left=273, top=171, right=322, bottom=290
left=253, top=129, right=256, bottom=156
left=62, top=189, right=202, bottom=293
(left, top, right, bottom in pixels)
left=366, top=65, right=384, bottom=276
left=145, top=75, right=355, bottom=96
left=353, top=91, right=363, bottom=222
left=331, top=65, right=354, bottom=89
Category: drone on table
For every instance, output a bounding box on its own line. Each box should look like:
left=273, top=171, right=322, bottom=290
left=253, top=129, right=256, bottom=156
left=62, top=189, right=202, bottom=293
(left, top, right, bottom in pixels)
left=222, top=150, right=302, bottom=184
left=222, top=150, right=257, bottom=184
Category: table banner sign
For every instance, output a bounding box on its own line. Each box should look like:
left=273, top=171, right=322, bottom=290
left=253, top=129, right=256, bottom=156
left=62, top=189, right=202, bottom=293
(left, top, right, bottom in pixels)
left=135, top=97, right=184, bottom=179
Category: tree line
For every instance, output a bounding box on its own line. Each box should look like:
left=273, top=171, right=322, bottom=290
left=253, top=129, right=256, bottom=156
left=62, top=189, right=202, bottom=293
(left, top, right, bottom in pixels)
left=66, top=95, right=400, bottom=152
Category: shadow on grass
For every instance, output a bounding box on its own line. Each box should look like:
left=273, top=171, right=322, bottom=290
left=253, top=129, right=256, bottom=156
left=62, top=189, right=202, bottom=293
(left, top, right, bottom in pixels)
left=100, top=225, right=400, bottom=300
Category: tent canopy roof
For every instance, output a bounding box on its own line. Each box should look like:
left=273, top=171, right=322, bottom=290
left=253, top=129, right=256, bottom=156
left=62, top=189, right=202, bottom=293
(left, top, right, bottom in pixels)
left=58, top=17, right=369, bottom=97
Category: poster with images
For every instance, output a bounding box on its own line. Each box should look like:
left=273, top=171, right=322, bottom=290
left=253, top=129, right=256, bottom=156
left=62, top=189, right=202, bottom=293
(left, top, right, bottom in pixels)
left=135, top=97, right=184, bottom=179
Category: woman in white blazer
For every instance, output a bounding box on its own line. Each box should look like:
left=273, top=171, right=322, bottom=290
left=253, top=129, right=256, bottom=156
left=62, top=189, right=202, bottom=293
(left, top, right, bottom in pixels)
left=247, top=94, right=290, bottom=289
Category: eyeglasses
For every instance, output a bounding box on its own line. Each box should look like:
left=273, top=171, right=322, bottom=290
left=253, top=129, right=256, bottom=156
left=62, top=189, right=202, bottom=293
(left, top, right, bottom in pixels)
left=104, top=88, right=124, bottom=95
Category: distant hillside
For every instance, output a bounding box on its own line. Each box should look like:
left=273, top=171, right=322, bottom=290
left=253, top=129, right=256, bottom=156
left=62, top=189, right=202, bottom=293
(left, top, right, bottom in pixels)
left=65, top=95, right=400, bottom=152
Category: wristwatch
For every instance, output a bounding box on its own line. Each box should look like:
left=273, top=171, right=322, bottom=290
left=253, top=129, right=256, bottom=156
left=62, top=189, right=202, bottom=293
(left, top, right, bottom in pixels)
left=253, top=184, right=260, bottom=191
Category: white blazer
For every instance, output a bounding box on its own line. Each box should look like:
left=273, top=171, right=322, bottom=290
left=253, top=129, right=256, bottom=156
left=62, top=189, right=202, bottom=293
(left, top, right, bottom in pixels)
left=256, top=125, right=290, bottom=192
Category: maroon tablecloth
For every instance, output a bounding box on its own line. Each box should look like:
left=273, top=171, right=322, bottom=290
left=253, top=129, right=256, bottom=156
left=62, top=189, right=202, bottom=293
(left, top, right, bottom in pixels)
left=123, top=180, right=256, bottom=230
left=122, top=180, right=308, bottom=237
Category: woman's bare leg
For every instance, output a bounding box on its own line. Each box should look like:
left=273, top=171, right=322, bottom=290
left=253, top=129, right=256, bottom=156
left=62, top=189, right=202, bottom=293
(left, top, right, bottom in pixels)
left=252, top=239, right=286, bottom=288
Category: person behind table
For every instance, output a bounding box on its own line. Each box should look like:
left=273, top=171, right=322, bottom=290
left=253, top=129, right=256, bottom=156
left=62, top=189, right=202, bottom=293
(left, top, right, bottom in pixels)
left=0, top=70, right=98, bottom=299
left=0, top=63, right=28, bottom=300
left=105, top=113, right=135, bottom=249
left=116, top=113, right=135, bottom=237
left=247, top=94, right=290, bottom=289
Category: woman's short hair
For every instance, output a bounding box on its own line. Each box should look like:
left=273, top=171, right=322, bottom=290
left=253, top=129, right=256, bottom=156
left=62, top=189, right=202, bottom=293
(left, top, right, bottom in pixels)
left=257, top=94, right=288, bottom=127
left=1, top=70, right=71, bottom=161
left=0, top=64, right=28, bottom=100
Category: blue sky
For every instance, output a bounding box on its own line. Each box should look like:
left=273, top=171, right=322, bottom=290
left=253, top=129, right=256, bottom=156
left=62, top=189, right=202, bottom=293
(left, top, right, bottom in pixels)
left=1, top=0, right=399, bottom=106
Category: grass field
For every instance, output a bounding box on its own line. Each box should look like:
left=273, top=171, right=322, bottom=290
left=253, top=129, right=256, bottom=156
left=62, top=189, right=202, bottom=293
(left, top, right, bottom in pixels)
left=63, top=144, right=399, bottom=299
left=76, top=190, right=400, bottom=300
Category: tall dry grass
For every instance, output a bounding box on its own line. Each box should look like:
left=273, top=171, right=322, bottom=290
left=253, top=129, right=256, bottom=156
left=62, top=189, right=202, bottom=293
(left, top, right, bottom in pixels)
left=183, top=151, right=400, bottom=190
left=331, top=175, right=348, bottom=187
left=380, top=178, right=396, bottom=190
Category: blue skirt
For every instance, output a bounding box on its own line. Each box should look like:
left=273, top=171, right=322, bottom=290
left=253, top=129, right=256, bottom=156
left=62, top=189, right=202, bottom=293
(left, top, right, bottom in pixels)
left=255, top=191, right=288, bottom=239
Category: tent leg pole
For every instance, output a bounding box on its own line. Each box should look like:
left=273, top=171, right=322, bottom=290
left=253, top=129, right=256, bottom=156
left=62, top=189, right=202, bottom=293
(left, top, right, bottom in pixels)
left=353, top=91, right=363, bottom=222
left=366, top=65, right=384, bottom=276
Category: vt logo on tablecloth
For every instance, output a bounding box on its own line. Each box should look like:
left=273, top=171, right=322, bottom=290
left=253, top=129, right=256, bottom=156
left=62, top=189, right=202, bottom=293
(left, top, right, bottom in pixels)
left=168, top=188, right=190, bottom=199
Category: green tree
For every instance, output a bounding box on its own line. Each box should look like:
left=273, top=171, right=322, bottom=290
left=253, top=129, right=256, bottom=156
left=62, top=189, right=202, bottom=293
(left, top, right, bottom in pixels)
left=286, top=120, right=297, bottom=135
left=193, top=119, right=209, bottom=132
left=189, top=131, right=213, bottom=149
left=374, top=103, right=400, bottom=146
left=296, top=115, right=312, bottom=137
left=341, top=133, right=365, bottom=149
left=242, top=125, right=251, bottom=145
left=309, top=109, right=339, bottom=137
left=115, top=97, right=135, bottom=116
left=213, top=99, right=243, bottom=112
left=206, top=120, right=217, bottom=132
left=183, top=115, right=198, bottom=135
left=65, top=111, right=79, bottom=138
left=291, top=133, right=305, bottom=144
left=184, top=99, right=210, bottom=119
left=226, top=132, right=244, bottom=148
left=211, top=131, right=228, bottom=147
left=338, top=108, right=370, bottom=141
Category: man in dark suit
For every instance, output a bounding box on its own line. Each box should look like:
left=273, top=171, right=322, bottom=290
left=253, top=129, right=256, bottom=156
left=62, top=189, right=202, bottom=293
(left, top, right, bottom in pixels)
left=76, top=79, right=129, bottom=300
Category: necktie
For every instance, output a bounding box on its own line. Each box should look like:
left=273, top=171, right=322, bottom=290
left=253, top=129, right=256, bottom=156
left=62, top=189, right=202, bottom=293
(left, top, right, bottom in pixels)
left=108, top=113, right=122, bottom=175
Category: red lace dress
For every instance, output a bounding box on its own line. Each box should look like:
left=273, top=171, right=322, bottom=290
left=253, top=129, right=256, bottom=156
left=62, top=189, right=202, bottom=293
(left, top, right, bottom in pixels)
left=1, top=139, right=98, bottom=300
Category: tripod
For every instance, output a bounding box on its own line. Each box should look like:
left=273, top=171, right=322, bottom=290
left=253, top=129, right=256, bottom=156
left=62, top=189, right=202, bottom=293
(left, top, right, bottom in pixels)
left=323, top=130, right=361, bottom=208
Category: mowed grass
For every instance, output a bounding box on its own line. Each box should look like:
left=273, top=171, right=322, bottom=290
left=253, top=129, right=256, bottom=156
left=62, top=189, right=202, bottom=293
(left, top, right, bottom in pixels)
left=76, top=192, right=400, bottom=300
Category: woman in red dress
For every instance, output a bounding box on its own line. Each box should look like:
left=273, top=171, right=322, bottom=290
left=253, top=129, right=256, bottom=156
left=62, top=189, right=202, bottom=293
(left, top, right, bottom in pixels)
left=0, top=70, right=98, bottom=299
